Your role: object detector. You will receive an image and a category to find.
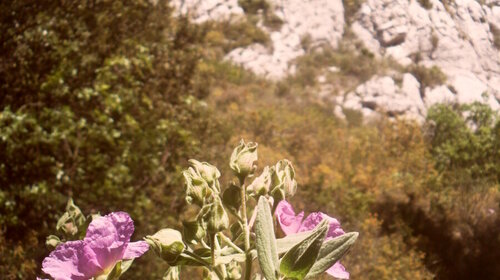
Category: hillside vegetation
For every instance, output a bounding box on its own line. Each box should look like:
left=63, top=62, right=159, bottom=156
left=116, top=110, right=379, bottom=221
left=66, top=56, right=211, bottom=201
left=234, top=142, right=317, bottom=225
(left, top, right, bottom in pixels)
left=1, top=1, right=499, bottom=279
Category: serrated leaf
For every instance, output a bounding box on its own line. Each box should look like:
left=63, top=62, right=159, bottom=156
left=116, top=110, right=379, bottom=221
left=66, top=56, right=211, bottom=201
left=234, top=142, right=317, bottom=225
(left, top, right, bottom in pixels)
left=255, top=196, right=280, bottom=280
left=279, top=219, right=329, bottom=280
left=304, top=232, right=358, bottom=279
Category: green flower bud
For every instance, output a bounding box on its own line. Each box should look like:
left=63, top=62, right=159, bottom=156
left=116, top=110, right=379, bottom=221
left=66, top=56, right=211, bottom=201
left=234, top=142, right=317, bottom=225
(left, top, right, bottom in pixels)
left=271, top=160, right=297, bottom=200
left=247, top=166, right=272, bottom=196
left=183, top=220, right=206, bottom=244
left=145, top=229, right=186, bottom=264
left=206, top=197, right=229, bottom=234
left=227, top=260, right=242, bottom=280
left=46, top=235, right=62, bottom=249
left=230, top=140, right=258, bottom=179
left=56, top=198, right=86, bottom=237
left=183, top=160, right=221, bottom=206
left=183, top=167, right=211, bottom=206
left=189, top=159, right=221, bottom=187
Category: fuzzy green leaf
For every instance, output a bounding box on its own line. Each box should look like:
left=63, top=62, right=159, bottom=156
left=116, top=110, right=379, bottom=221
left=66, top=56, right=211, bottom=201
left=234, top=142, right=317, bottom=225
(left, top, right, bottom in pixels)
left=305, top=232, right=358, bottom=279
left=279, top=219, right=328, bottom=280
left=255, top=196, right=280, bottom=280
left=276, top=231, right=313, bottom=255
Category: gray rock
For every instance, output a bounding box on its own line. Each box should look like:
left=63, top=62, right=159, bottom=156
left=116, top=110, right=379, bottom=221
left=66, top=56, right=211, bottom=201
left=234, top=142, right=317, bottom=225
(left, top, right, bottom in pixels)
left=352, top=0, right=500, bottom=107
left=172, top=0, right=500, bottom=120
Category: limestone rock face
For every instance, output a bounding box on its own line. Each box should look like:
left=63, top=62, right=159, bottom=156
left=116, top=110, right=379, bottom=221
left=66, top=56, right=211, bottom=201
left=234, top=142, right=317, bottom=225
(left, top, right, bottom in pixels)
left=171, top=0, right=345, bottom=79
left=351, top=0, right=500, bottom=113
left=339, top=74, right=427, bottom=122
left=172, top=0, right=500, bottom=120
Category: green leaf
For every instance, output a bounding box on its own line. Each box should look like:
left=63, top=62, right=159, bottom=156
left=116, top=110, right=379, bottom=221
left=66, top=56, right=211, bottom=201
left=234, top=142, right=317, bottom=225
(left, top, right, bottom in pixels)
left=279, top=219, right=329, bottom=280
left=255, top=196, right=280, bottom=280
left=276, top=231, right=314, bottom=255
left=214, top=253, right=246, bottom=265
left=183, top=220, right=206, bottom=243
left=104, top=259, right=133, bottom=280
left=304, top=232, right=358, bottom=279
left=222, top=183, right=241, bottom=211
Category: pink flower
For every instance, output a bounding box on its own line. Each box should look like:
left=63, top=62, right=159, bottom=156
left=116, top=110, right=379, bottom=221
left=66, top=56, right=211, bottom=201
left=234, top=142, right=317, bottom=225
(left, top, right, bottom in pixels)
left=275, top=200, right=350, bottom=279
left=42, top=212, right=149, bottom=280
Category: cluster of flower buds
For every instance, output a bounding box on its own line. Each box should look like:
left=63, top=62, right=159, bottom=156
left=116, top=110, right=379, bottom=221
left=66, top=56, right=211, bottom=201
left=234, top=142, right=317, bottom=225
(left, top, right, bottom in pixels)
left=39, top=140, right=357, bottom=280
left=247, top=159, right=297, bottom=204
left=183, top=159, right=221, bottom=206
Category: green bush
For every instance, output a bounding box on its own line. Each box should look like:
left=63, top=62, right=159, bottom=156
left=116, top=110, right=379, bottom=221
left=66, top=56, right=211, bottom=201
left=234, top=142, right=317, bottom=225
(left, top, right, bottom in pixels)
left=408, top=65, right=447, bottom=95
left=203, top=19, right=270, bottom=54
left=238, top=0, right=270, bottom=14
left=0, top=1, right=214, bottom=278
left=426, top=102, right=500, bottom=183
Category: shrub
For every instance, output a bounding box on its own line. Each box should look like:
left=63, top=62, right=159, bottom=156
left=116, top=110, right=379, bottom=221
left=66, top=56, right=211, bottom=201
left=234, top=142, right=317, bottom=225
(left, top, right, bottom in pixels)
left=407, top=65, right=447, bottom=95
left=0, top=1, right=211, bottom=278
left=202, top=19, right=271, bottom=53
left=238, top=0, right=270, bottom=14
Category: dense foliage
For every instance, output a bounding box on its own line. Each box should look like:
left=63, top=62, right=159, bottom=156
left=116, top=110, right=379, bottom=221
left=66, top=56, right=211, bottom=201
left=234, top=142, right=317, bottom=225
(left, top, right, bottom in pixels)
left=0, top=0, right=214, bottom=278
left=1, top=0, right=500, bottom=279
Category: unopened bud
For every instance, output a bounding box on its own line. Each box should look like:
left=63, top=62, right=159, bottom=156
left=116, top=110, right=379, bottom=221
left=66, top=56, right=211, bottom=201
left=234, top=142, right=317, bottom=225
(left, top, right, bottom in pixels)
left=145, top=229, right=185, bottom=264
left=230, top=140, right=258, bottom=179
left=247, top=166, right=272, bottom=196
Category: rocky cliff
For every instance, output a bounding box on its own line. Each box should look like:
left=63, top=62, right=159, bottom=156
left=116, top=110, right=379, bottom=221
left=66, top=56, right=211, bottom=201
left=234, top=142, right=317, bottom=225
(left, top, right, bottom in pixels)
left=172, top=0, right=500, bottom=121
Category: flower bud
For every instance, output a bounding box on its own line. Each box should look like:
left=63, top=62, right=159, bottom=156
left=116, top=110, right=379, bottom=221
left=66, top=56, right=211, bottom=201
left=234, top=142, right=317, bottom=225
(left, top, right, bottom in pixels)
left=230, top=140, right=258, bottom=179
left=45, top=235, right=62, bottom=249
left=183, top=167, right=211, bottom=206
left=56, top=198, right=86, bottom=237
left=183, top=220, right=206, bottom=244
left=145, top=229, right=185, bottom=264
left=183, top=160, right=221, bottom=206
left=271, top=160, right=297, bottom=199
left=247, top=166, right=272, bottom=196
left=227, top=260, right=242, bottom=280
left=206, top=197, right=229, bottom=234
left=188, top=159, right=221, bottom=191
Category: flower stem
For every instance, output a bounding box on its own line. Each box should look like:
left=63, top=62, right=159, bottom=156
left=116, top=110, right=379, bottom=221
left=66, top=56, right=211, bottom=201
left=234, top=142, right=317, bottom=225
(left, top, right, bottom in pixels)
left=239, top=177, right=252, bottom=280
left=210, top=233, right=216, bottom=268
left=218, top=233, right=244, bottom=254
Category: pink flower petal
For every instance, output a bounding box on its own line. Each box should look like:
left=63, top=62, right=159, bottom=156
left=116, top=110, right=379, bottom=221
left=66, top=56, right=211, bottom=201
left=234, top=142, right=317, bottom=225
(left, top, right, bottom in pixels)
left=123, top=241, right=150, bottom=259
left=84, top=214, right=128, bottom=271
left=42, top=240, right=97, bottom=280
left=275, top=200, right=304, bottom=235
left=298, top=212, right=324, bottom=232
left=326, top=262, right=350, bottom=279
left=106, top=211, right=135, bottom=242
left=42, top=211, right=146, bottom=279
left=299, top=212, right=345, bottom=240
left=84, top=211, right=139, bottom=271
